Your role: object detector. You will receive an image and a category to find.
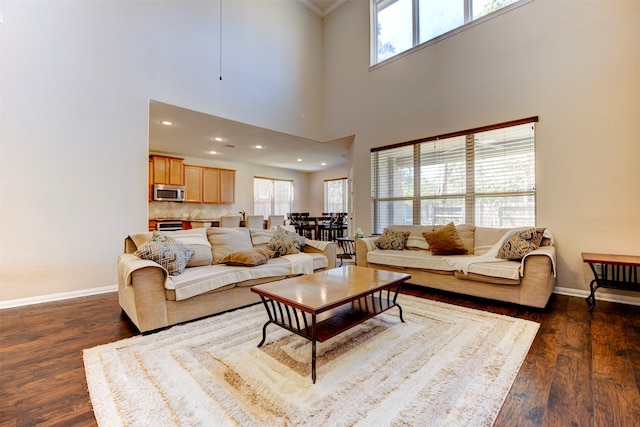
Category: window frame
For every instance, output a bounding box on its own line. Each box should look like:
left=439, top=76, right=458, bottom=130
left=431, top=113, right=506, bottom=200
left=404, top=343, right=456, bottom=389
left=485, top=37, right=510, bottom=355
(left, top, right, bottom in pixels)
left=371, top=0, right=533, bottom=67
left=370, top=116, right=538, bottom=234
left=253, top=176, right=294, bottom=217
left=324, top=177, right=348, bottom=213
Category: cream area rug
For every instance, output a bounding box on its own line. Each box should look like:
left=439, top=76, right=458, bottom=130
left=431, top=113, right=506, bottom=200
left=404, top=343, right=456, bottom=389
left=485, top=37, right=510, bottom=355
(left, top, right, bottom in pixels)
left=83, top=295, right=539, bottom=427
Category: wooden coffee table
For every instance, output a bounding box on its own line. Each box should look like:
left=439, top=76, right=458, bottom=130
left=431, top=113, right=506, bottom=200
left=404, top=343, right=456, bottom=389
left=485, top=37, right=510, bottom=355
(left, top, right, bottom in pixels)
left=251, top=265, right=411, bottom=383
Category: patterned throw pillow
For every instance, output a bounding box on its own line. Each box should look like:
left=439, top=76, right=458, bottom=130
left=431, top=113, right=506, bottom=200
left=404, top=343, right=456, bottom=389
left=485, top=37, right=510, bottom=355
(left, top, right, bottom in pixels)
left=267, top=226, right=306, bottom=256
left=221, top=247, right=276, bottom=266
left=134, top=231, right=194, bottom=275
left=375, top=228, right=411, bottom=250
left=497, top=228, right=546, bottom=260
left=422, top=222, right=468, bottom=255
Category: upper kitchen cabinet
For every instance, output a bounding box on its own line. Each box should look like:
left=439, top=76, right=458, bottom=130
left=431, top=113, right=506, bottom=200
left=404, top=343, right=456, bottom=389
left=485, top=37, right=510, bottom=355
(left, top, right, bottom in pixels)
left=186, top=165, right=235, bottom=204
left=219, top=169, right=235, bottom=204
left=150, top=155, right=184, bottom=185
left=184, top=165, right=203, bottom=203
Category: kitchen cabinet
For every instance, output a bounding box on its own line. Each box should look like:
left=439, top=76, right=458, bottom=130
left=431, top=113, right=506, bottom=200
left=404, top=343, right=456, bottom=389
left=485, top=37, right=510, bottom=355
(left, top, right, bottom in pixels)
left=150, top=155, right=184, bottom=185
left=149, top=158, right=153, bottom=201
left=219, top=169, right=235, bottom=204
left=184, top=165, right=235, bottom=204
left=202, top=168, right=220, bottom=203
left=184, top=165, right=203, bottom=203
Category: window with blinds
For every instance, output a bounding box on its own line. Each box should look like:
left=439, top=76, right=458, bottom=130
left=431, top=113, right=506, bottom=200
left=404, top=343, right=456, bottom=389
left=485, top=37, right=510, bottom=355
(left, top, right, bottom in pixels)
left=370, top=118, right=536, bottom=233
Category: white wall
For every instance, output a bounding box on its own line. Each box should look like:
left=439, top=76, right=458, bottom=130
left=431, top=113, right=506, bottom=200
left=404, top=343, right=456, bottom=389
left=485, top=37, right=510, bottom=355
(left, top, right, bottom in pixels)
left=323, top=0, right=640, bottom=293
left=0, top=0, right=324, bottom=302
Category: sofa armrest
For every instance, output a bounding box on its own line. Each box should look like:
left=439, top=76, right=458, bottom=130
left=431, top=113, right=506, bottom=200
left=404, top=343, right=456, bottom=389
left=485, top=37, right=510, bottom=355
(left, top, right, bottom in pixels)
left=521, top=245, right=556, bottom=277
left=303, top=239, right=337, bottom=269
left=355, top=237, right=379, bottom=267
left=118, top=253, right=170, bottom=332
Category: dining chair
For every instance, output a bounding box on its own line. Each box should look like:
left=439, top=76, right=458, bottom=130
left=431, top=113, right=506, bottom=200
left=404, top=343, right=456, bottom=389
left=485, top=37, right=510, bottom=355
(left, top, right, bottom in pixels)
left=246, top=215, right=264, bottom=229
left=267, top=215, right=285, bottom=229
left=220, top=215, right=241, bottom=227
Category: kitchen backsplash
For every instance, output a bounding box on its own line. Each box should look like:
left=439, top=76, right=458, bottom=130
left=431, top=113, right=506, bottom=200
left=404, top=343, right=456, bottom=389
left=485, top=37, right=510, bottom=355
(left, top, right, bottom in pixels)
left=149, top=202, right=246, bottom=220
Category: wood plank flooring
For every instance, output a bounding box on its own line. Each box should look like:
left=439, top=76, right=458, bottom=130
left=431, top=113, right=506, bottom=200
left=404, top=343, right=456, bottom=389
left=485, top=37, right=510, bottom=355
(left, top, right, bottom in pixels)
left=1, top=285, right=639, bottom=426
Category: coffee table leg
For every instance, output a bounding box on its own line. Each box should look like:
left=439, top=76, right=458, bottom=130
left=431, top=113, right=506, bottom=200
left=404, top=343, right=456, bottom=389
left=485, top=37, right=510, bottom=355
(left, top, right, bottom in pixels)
left=311, top=315, right=317, bottom=384
left=397, top=304, right=405, bottom=323
left=257, top=320, right=272, bottom=347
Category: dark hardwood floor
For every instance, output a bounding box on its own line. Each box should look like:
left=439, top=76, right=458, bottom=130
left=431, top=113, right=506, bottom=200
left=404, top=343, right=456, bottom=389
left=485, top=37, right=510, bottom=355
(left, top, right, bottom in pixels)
left=1, top=285, right=639, bottom=426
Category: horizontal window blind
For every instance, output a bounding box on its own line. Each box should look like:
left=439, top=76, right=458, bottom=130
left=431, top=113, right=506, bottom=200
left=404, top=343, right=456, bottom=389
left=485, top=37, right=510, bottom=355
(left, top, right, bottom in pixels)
left=370, top=118, right=537, bottom=233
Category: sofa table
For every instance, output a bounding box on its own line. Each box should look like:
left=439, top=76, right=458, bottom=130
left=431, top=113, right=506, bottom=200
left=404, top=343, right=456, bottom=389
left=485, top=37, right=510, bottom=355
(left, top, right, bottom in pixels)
left=251, top=265, right=411, bottom=383
left=582, top=252, right=640, bottom=311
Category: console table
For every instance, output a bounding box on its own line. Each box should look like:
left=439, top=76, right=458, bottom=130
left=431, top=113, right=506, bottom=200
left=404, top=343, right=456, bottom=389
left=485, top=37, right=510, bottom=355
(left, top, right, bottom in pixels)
left=582, top=252, right=640, bottom=311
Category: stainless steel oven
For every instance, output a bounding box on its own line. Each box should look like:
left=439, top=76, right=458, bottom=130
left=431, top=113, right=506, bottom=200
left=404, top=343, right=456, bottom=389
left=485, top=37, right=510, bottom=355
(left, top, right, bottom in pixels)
left=157, top=221, right=183, bottom=231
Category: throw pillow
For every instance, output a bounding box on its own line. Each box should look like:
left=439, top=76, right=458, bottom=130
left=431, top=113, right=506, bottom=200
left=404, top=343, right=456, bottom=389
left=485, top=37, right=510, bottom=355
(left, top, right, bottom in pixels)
left=249, top=229, right=275, bottom=247
left=221, top=247, right=276, bottom=266
left=267, top=226, right=305, bottom=256
left=498, top=227, right=546, bottom=260
left=375, top=228, right=411, bottom=250
left=134, top=231, right=193, bottom=275
left=422, top=222, right=468, bottom=255
left=167, top=228, right=213, bottom=267
left=206, top=227, right=253, bottom=263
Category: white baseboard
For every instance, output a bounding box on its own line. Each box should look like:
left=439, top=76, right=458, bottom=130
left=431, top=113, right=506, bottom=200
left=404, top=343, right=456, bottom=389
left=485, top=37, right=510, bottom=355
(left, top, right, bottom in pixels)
left=0, top=285, right=118, bottom=310
left=554, top=286, right=640, bottom=307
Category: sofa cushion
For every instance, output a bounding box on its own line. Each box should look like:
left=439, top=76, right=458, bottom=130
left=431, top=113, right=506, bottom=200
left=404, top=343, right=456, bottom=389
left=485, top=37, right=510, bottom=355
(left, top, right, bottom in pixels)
left=376, top=228, right=411, bottom=250
left=497, top=228, right=545, bottom=260
left=388, top=225, right=434, bottom=250
left=250, top=229, right=275, bottom=246
left=452, top=224, right=475, bottom=254
left=368, top=249, right=457, bottom=271
left=134, top=231, right=193, bottom=275
left=221, top=247, right=275, bottom=267
left=423, top=222, right=468, bottom=255
left=167, top=228, right=213, bottom=267
left=267, top=226, right=305, bottom=256
left=207, top=227, right=253, bottom=263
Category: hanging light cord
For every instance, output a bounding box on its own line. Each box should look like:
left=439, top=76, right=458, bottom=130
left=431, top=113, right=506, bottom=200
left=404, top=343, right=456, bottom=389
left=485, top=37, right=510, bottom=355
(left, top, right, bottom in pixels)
left=219, top=0, right=223, bottom=81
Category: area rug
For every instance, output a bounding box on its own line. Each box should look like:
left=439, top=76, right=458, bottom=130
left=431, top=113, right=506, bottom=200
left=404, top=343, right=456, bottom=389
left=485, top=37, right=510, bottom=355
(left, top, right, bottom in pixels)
left=83, top=295, right=538, bottom=427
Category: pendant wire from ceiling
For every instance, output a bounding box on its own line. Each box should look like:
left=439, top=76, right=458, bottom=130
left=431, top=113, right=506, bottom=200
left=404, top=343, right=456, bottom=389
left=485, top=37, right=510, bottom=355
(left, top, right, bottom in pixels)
left=219, top=0, right=223, bottom=81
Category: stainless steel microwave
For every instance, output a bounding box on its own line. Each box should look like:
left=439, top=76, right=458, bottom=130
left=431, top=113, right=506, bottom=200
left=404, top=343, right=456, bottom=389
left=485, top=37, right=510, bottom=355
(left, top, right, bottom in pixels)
left=153, top=184, right=186, bottom=202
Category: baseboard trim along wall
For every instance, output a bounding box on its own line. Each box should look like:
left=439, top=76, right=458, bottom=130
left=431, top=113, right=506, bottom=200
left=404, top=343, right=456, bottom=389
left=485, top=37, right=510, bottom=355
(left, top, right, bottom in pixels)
left=1, top=285, right=638, bottom=310
left=553, top=286, right=640, bottom=308
left=0, top=285, right=118, bottom=310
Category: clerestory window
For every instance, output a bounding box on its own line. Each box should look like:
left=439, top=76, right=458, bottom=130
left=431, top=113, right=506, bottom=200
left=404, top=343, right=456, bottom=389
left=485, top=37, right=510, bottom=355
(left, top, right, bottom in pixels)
left=372, top=0, right=530, bottom=66
left=370, top=117, right=537, bottom=234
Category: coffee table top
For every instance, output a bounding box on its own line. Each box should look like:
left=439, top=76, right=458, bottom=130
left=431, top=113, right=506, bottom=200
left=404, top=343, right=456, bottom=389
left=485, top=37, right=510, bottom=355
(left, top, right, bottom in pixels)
left=251, top=265, right=411, bottom=314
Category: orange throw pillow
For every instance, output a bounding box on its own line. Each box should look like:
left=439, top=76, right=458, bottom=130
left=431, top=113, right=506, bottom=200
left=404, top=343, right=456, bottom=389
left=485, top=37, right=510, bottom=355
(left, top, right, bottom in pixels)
left=422, top=222, right=468, bottom=255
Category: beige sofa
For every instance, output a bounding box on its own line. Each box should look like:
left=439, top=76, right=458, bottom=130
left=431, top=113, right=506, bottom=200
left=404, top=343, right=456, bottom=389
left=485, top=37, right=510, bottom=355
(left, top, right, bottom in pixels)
left=355, top=224, right=556, bottom=308
left=118, top=227, right=336, bottom=332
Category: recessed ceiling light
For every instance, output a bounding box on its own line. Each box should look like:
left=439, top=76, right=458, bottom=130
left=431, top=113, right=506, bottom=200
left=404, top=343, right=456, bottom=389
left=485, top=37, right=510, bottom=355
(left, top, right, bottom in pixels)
left=214, top=137, right=223, bottom=142
left=297, top=158, right=302, bottom=162
left=254, top=145, right=263, bottom=149
left=321, top=162, right=327, bottom=166
left=160, top=120, right=173, bottom=126
left=210, top=151, right=218, bottom=155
